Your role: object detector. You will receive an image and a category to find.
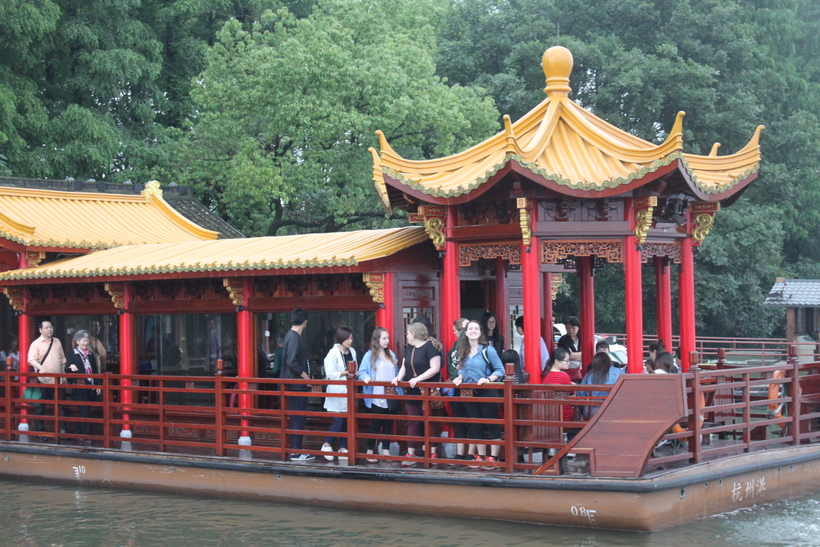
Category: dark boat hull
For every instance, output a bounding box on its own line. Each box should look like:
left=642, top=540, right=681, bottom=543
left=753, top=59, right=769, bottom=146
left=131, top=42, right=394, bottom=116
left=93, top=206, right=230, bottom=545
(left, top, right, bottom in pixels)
left=2, top=442, right=819, bottom=531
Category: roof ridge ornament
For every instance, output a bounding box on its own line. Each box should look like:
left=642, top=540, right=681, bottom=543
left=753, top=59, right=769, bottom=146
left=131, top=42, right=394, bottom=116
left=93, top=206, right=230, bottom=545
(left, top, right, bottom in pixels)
left=141, top=180, right=163, bottom=202
left=543, top=46, right=573, bottom=97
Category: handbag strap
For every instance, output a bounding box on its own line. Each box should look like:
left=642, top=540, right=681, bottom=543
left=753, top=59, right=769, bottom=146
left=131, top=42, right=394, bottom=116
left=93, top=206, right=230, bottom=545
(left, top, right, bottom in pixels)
left=39, top=338, right=54, bottom=366
left=408, top=346, right=418, bottom=377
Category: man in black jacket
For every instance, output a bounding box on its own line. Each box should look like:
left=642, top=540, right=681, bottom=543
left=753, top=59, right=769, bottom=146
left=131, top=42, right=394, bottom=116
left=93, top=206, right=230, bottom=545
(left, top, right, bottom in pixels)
left=281, top=308, right=314, bottom=460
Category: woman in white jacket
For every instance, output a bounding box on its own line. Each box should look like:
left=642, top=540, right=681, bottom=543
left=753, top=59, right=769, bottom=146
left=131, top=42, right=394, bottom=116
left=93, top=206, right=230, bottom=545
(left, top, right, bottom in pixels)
left=321, top=327, right=357, bottom=460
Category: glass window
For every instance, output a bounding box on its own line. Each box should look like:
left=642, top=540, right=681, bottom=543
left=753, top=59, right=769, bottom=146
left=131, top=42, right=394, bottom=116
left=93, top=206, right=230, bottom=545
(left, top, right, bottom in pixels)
left=257, top=311, right=375, bottom=377
left=50, top=315, right=117, bottom=372
left=136, top=313, right=237, bottom=376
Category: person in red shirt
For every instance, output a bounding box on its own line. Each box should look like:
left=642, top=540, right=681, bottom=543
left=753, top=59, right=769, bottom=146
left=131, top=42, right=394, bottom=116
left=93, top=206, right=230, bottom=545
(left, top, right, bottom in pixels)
left=541, top=347, right=574, bottom=422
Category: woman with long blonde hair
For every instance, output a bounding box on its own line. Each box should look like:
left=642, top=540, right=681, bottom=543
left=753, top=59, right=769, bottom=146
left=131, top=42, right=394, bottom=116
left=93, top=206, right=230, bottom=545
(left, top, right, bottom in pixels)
left=358, top=327, right=401, bottom=462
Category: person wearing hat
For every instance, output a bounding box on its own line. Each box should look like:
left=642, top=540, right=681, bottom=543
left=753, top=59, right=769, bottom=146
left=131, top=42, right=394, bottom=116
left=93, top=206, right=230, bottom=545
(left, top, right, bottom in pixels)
left=281, top=308, right=314, bottom=461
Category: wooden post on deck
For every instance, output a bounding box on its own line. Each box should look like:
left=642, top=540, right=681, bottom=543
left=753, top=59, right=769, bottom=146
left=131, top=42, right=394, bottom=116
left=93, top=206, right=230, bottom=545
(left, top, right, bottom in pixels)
left=17, top=312, right=33, bottom=431
left=236, top=283, right=253, bottom=447
left=679, top=215, right=697, bottom=371
left=789, top=345, right=801, bottom=445
left=441, top=206, right=461, bottom=352
left=578, top=257, right=596, bottom=372
left=654, top=256, right=673, bottom=353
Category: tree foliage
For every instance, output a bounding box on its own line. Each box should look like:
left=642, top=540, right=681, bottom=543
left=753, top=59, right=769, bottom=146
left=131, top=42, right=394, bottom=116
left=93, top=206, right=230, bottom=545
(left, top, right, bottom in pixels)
left=1, top=0, right=820, bottom=336
left=164, top=0, right=498, bottom=235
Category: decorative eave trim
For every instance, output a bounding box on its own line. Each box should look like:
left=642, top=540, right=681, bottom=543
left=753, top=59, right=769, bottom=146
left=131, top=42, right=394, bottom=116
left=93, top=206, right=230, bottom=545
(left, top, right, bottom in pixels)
left=0, top=257, right=362, bottom=282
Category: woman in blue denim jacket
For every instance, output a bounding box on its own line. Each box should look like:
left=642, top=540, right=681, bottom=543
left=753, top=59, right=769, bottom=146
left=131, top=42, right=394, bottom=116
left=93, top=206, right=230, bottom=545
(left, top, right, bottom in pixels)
left=358, top=327, right=402, bottom=462
left=579, top=352, right=624, bottom=417
left=452, top=320, right=505, bottom=468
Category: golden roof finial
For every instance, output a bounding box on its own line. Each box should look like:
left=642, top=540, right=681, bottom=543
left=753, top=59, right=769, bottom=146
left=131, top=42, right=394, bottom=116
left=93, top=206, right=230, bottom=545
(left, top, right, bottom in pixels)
left=543, top=46, right=573, bottom=97
left=141, top=180, right=163, bottom=202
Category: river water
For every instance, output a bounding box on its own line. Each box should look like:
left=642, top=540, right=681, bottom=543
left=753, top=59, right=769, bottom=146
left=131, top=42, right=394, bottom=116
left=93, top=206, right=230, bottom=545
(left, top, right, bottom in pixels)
left=0, top=477, right=817, bottom=547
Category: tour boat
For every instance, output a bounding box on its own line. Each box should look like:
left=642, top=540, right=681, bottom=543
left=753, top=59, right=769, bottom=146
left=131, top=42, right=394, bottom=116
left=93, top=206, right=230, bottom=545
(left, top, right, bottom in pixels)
left=0, top=46, right=818, bottom=531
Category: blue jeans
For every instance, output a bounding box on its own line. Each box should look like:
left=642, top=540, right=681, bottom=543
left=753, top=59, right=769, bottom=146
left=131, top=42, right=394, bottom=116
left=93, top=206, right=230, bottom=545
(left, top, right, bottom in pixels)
left=325, top=416, right=347, bottom=449
left=288, top=395, right=307, bottom=450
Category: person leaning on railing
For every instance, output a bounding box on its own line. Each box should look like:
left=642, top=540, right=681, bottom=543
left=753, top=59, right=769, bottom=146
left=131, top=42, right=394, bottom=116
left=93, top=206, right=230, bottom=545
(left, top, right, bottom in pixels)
left=391, top=321, right=441, bottom=466
left=359, top=327, right=402, bottom=462
left=452, top=320, right=505, bottom=469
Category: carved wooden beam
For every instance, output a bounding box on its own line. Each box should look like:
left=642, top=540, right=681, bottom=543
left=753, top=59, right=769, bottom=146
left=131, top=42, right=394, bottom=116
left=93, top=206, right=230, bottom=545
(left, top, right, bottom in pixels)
left=632, top=196, right=658, bottom=246
left=222, top=278, right=245, bottom=307
left=25, top=251, right=46, bottom=268
left=690, top=202, right=720, bottom=246
left=1, top=287, right=25, bottom=311
left=103, top=282, right=126, bottom=309
left=517, top=197, right=532, bottom=248
left=362, top=273, right=385, bottom=304
left=409, top=205, right=447, bottom=250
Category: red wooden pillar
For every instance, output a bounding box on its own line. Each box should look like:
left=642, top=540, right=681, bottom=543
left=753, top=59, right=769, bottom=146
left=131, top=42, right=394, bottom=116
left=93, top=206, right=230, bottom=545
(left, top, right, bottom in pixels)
left=495, top=257, right=508, bottom=349
left=520, top=198, right=541, bottom=380
left=17, top=312, right=33, bottom=430
left=542, top=272, right=553, bottom=351
left=118, top=283, right=134, bottom=438
left=624, top=236, right=644, bottom=374
left=679, top=227, right=697, bottom=372
left=578, top=256, right=596, bottom=370
left=654, top=256, right=673, bottom=351
left=441, top=206, right=460, bottom=352
left=236, top=288, right=253, bottom=446
left=375, top=272, right=394, bottom=338
left=522, top=236, right=541, bottom=380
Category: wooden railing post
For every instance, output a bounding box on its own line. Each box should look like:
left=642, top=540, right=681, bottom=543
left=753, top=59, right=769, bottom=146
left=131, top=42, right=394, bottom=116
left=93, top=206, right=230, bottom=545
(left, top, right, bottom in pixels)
left=503, top=363, right=516, bottom=473
left=689, top=351, right=702, bottom=463
left=102, top=373, right=111, bottom=449
left=215, top=374, right=224, bottom=457
left=716, top=348, right=726, bottom=370
left=789, top=345, right=801, bottom=445
left=742, top=370, right=751, bottom=450
left=345, top=359, right=357, bottom=466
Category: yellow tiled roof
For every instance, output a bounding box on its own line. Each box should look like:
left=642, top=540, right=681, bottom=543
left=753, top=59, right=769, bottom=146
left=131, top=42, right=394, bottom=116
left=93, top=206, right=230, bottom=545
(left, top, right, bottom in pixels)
left=0, top=226, right=428, bottom=281
left=371, top=46, right=763, bottom=206
left=0, top=182, right=219, bottom=249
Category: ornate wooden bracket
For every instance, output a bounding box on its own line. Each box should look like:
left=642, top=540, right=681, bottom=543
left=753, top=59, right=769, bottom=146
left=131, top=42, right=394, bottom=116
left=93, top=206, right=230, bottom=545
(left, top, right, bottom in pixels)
left=690, top=202, right=720, bottom=246
left=459, top=243, right=521, bottom=267
left=633, top=197, right=657, bottom=246
left=222, top=278, right=245, bottom=307
left=103, top=282, right=126, bottom=309
left=550, top=273, right=563, bottom=300
left=25, top=251, right=46, bottom=268
left=541, top=241, right=623, bottom=264
left=409, top=205, right=447, bottom=250
left=640, top=242, right=681, bottom=264
left=362, top=273, right=385, bottom=304
left=1, top=287, right=25, bottom=311
left=517, top=198, right=532, bottom=248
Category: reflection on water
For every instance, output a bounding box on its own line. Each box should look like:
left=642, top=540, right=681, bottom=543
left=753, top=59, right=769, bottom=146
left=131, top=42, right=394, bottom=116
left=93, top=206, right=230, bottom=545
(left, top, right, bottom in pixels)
left=0, top=476, right=817, bottom=546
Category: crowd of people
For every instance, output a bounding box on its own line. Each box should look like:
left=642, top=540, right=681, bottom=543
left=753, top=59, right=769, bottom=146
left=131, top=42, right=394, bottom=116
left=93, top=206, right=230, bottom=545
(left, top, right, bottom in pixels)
left=275, top=305, right=682, bottom=468
left=16, top=307, right=678, bottom=464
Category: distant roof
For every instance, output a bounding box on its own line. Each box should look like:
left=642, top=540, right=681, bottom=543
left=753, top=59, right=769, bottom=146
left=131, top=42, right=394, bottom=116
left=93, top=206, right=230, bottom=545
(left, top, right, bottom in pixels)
left=0, top=226, right=429, bottom=282
left=371, top=46, right=762, bottom=209
left=0, top=183, right=219, bottom=250
left=0, top=177, right=243, bottom=240
left=765, top=279, right=820, bottom=307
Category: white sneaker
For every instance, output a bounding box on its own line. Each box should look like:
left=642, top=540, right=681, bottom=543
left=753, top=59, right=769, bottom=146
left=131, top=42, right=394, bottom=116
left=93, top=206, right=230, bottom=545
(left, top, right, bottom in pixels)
left=321, top=443, right=334, bottom=461
left=290, top=453, right=315, bottom=461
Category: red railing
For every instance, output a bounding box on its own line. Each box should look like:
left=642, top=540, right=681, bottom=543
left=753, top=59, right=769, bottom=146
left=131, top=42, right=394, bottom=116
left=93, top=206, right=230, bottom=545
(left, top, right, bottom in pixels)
left=1, top=353, right=818, bottom=478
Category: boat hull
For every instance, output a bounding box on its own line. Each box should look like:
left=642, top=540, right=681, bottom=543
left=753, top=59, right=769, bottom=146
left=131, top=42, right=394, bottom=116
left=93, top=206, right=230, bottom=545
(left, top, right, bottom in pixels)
left=1, top=442, right=819, bottom=531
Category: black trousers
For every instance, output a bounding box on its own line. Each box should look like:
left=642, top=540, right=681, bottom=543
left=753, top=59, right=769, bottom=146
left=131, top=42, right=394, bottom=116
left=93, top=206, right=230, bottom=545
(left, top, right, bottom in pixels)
left=31, top=385, right=66, bottom=433
left=288, top=395, right=308, bottom=450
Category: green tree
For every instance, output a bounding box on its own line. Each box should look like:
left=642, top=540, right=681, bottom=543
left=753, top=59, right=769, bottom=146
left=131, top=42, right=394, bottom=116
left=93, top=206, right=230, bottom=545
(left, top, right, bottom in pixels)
left=166, top=0, right=499, bottom=236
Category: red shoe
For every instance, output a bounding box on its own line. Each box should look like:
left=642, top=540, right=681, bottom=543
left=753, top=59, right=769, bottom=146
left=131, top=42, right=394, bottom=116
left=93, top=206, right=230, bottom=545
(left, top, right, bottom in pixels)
left=484, top=456, right=500, bottom=469
left=468, top=454, right=485, bottom=469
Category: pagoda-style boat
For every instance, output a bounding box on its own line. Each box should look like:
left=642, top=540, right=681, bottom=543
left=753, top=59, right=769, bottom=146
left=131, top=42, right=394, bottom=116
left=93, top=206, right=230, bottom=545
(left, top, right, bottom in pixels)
left=0, top=46, right=818, bottom=532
